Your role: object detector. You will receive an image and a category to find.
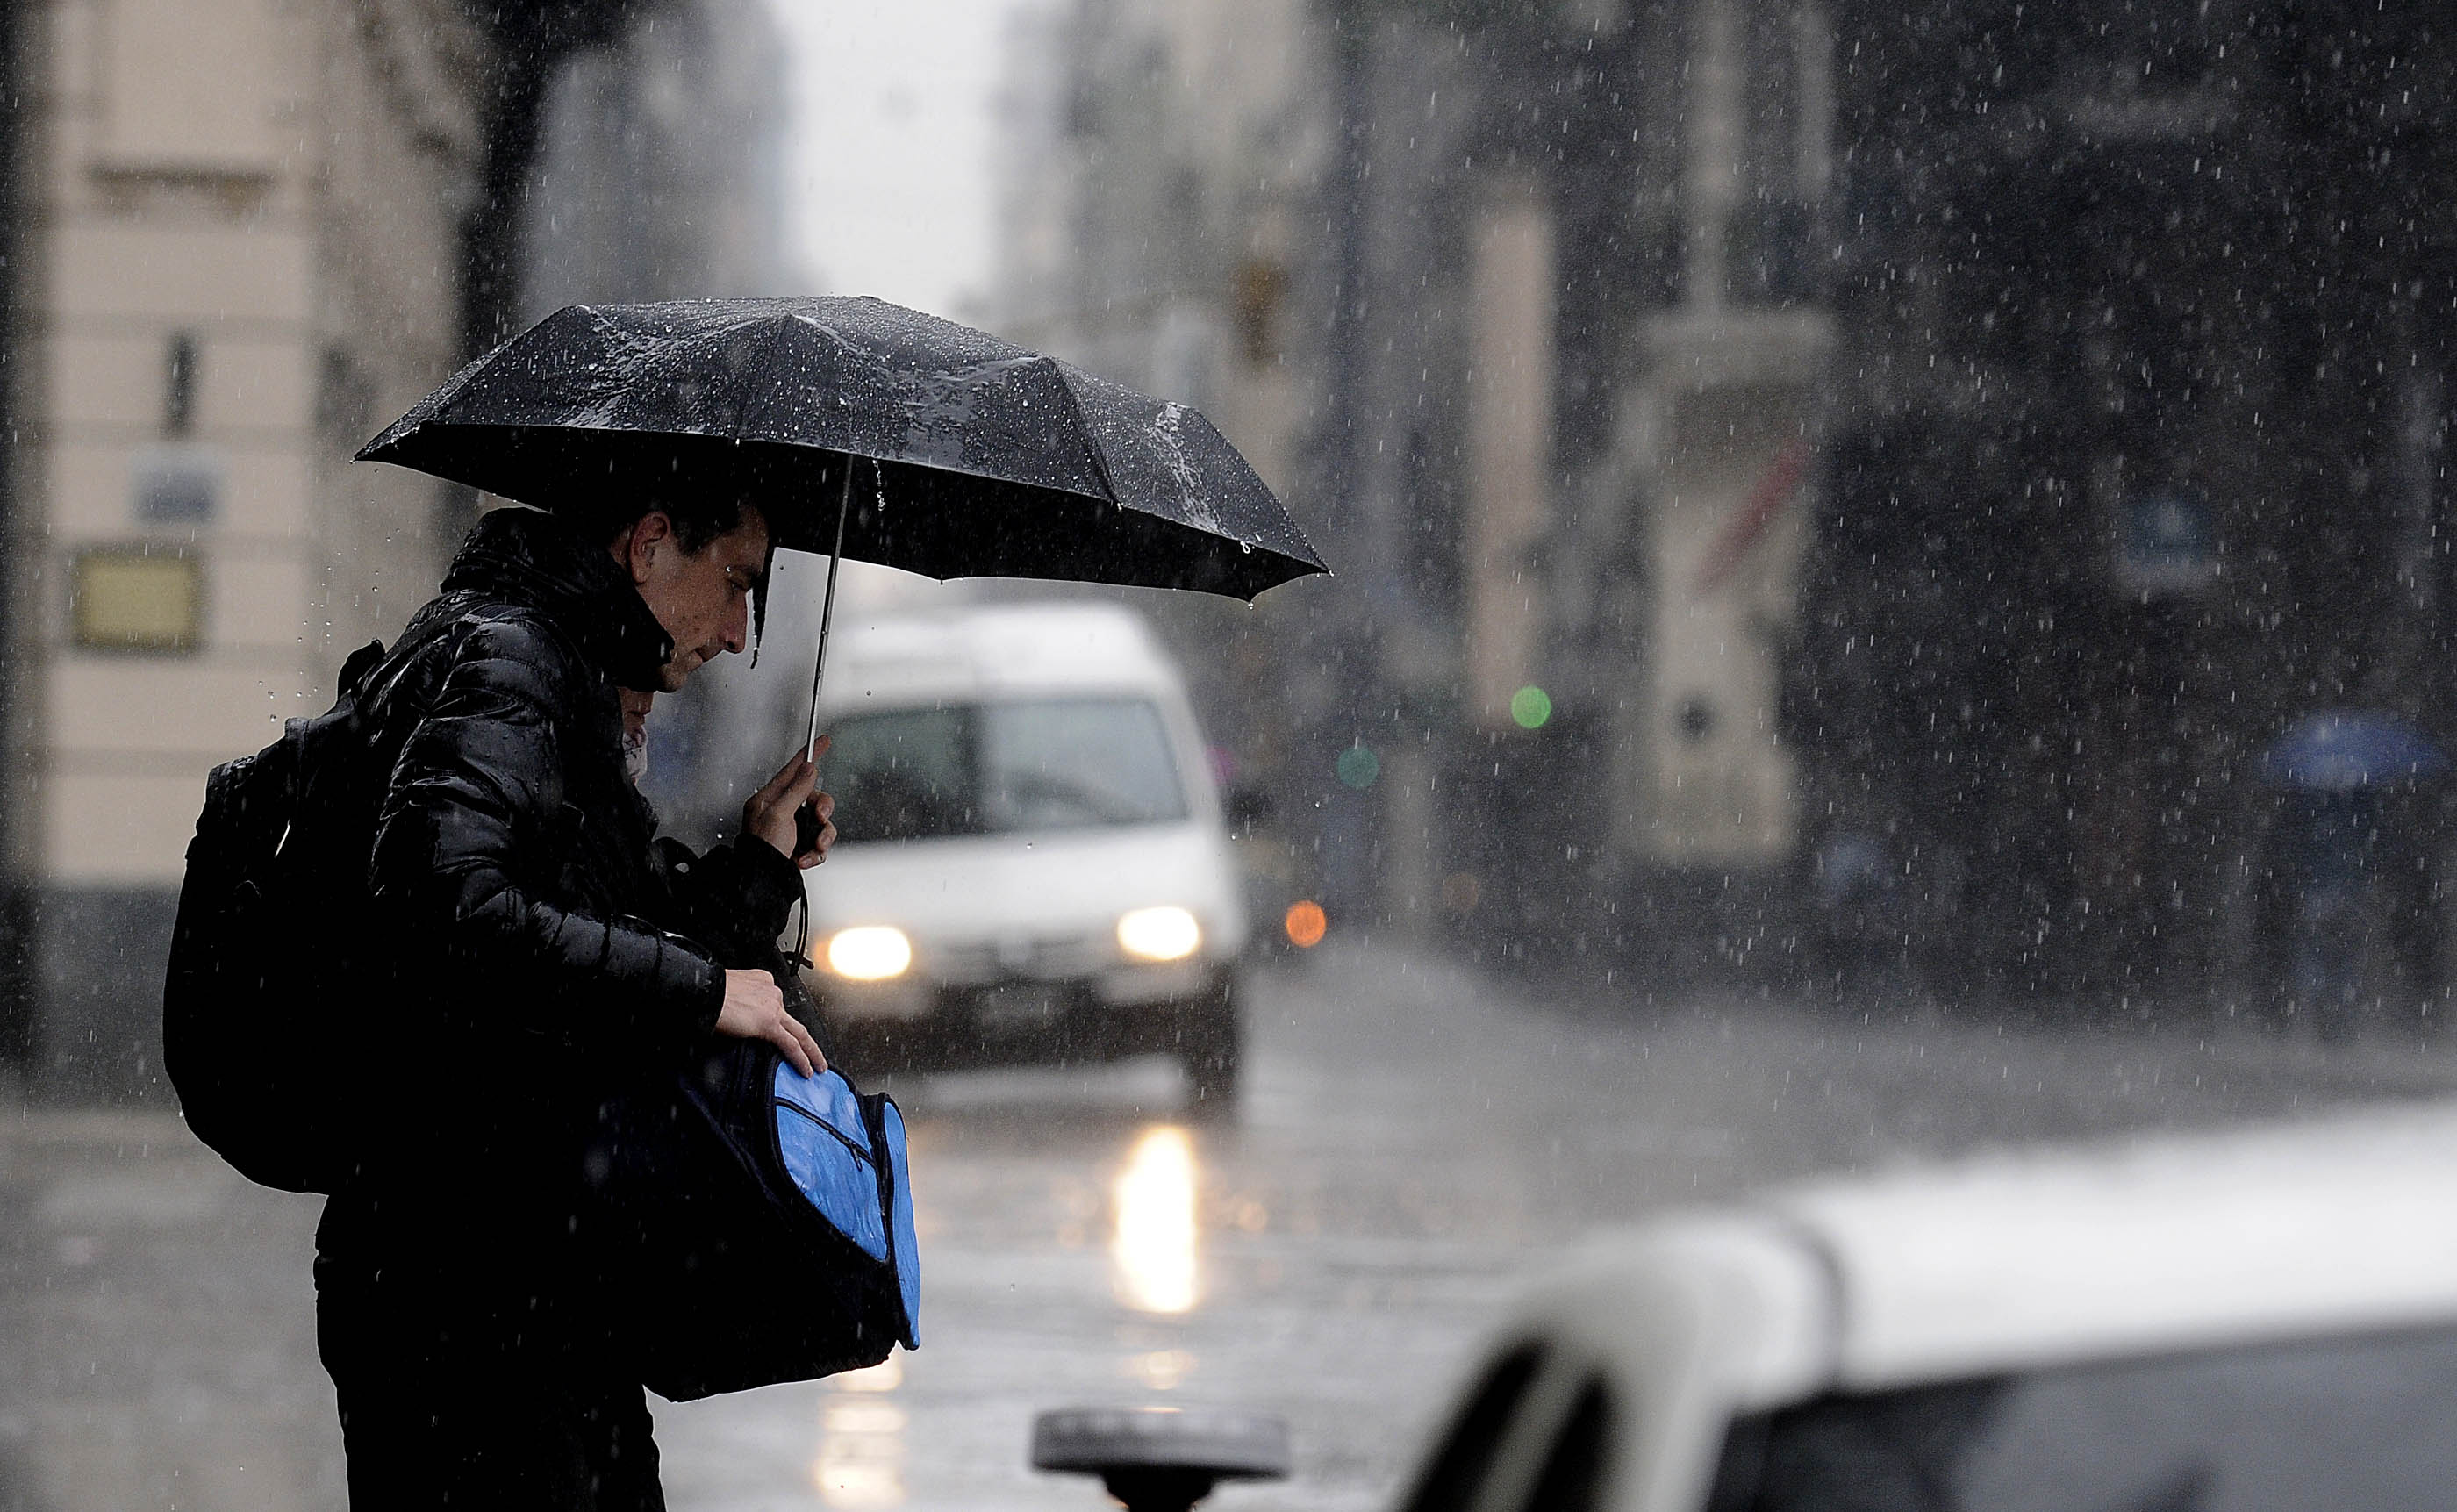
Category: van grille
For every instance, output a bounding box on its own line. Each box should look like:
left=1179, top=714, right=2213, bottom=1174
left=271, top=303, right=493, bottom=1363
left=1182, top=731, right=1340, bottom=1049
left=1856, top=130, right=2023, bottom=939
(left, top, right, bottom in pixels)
left=932, top=932, right=1111, bottom=984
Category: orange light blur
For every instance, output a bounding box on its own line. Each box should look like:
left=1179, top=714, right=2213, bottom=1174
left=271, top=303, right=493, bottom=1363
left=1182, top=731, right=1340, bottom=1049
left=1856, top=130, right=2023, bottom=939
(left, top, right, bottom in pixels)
left=1284, top=899, right=1328, bottom=949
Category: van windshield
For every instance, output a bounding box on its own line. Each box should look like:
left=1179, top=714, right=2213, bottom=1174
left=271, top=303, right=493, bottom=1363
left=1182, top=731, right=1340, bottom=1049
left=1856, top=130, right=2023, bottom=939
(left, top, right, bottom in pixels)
left=1703, top=1323, right=2457, bottom=1512
left=821, top=697, right=1190, bottom=843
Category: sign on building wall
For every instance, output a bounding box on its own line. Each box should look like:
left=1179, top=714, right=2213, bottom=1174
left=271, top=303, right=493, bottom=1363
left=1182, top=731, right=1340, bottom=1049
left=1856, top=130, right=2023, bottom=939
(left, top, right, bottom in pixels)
left=70, top=547, right=202, bottom=653
left=130, top=444, right=220, bottom=525
left=1625, top=384, right=1813, bottom=870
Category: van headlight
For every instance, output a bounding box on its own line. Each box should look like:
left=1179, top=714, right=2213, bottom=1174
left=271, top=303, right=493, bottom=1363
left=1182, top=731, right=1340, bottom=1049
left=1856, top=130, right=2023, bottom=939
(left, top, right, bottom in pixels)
left=1117, top=906, right=1201, bottom=963
left=826, top=926, right=913, bottom=981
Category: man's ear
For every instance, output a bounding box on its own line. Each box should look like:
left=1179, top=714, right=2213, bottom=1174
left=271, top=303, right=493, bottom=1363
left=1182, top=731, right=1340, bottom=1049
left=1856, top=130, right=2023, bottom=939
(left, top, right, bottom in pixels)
left=616, top=512, right=676, bottom=584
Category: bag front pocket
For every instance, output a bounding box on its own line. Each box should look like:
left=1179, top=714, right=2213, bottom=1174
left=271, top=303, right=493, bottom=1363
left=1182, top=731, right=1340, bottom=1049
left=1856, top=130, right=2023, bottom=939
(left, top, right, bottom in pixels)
left=772, top=1072, right=890, bottom=1263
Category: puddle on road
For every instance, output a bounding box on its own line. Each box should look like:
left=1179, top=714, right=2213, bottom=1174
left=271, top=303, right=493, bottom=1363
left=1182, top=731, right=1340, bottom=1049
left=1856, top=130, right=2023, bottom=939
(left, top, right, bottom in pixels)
left=1113, top=1125, right=1199, bottom=1315
left=885, top=1056, right=1187, bottom=1118
left=1122, top=1347, right=1196, bottom=1390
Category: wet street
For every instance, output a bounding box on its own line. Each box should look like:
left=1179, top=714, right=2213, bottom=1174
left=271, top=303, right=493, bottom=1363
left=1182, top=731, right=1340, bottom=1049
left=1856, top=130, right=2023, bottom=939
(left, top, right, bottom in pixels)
left=10, top=940, right=2457, bottom=1512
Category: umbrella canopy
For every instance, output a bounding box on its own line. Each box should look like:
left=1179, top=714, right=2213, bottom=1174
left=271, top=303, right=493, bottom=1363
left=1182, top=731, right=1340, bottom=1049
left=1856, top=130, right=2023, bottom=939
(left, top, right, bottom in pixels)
left=357, top=297, right=1325, bottom=601
left=2260, top=710, right=2448, bottom=792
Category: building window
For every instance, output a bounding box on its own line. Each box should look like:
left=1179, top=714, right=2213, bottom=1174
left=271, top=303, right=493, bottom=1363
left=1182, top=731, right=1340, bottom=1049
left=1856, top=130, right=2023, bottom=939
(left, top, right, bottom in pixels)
left=1233, top=259, right=1287, bottom=367
left=70, top=548, right=203, bottom=653
left=164, top=332, right=198, bottom=437
left=317, top=344, right=377, bottom=448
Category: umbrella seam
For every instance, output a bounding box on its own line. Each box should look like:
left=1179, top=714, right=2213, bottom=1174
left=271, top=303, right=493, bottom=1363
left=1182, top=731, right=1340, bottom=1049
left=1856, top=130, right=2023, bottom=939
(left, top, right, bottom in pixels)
left=727, top=313, right=806, bottom=660
left=732, top=312, right=1127, bottom=514
left=1046, top=362, right=1125, bottom=509
left=729, top=313, right=804, bottom=450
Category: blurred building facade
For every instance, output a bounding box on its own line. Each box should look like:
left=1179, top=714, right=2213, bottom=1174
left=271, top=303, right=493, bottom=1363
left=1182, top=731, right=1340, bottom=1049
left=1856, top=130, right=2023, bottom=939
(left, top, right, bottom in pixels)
left=992, top=0, right=1832, bottom=975
left=521, top=0, right=793, bottom=320
left=1000, top=0, right=2457, bottom=1018
left=517, top=0, right=799, bottom=843
left=985, top=0, right=1336, bottom=893
left=0, top=0, right=786, bottom=1093
left=1796, top=2, right=2457, bottom=1009
left=3, top=0, right=495, bottom=1090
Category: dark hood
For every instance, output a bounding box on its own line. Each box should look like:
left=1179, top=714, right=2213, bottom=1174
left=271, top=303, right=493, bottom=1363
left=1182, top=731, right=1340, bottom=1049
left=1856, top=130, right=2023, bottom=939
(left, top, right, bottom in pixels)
left=442, top=507, right=673, bottom=691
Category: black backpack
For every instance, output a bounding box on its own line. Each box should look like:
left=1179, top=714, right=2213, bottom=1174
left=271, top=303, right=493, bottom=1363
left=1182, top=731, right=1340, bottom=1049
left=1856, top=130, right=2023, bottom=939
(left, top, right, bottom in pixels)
left=164, top=638, right=395, bottom=1193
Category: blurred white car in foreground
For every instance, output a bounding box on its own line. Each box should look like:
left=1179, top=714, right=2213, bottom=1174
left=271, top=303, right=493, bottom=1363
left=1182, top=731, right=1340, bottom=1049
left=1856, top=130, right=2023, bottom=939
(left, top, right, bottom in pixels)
left=801, top=603, right=1248, bottom=1113
left=1394, top=1108, right=2457, bottom=1512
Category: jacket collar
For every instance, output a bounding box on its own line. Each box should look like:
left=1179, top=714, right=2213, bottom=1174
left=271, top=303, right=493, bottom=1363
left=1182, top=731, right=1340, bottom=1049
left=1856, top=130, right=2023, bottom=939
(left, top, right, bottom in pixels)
left=441, top=507, right=674, bottom=691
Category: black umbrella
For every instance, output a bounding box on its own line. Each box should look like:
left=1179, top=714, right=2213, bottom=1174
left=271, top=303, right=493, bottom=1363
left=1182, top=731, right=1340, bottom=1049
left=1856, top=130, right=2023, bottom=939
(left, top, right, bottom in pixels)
left=360, top=297, right=1327, bottom=769
left=359, top=297, right=1323, bottom=595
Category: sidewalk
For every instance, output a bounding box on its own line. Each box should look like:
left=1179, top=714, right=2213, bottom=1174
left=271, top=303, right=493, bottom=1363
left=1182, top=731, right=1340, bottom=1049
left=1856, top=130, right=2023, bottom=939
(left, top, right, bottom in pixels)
left=0, top=1102, right=336, bottom=1512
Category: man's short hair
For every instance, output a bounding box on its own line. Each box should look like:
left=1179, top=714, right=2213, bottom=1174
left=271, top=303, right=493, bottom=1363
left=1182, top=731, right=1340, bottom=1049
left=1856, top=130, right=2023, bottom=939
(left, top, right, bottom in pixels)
left=604, top=496, right=766, bottom=555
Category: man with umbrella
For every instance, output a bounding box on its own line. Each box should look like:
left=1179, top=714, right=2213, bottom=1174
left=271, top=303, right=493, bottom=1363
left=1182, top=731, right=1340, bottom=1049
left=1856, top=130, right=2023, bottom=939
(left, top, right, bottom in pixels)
left=317, top=490, right=833, bottom=1510
left=340, top=296, right=1323, bottom=1508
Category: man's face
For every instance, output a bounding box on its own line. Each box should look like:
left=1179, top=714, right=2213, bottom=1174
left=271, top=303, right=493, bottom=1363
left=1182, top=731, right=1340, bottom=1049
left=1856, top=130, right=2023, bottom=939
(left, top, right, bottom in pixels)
left=613, top=508, right=770, bottom=692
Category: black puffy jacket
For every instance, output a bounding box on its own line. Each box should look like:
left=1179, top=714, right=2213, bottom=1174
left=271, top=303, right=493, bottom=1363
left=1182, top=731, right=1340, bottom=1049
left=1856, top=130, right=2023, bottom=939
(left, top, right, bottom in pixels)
left=319, top=507, right=803, bottom=1279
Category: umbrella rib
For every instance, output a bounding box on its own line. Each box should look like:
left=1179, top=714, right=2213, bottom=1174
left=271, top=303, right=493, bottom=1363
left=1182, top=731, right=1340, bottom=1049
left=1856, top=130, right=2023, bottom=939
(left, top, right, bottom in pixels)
left=1045, top=363, right=1125, bottom=511
left=727, top=314, right=803, bottom=448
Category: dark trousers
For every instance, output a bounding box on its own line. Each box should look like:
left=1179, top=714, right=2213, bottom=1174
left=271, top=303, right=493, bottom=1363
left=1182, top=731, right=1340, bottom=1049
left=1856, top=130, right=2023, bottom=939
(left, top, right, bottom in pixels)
left=317, top=1252, right=666, bottom=1512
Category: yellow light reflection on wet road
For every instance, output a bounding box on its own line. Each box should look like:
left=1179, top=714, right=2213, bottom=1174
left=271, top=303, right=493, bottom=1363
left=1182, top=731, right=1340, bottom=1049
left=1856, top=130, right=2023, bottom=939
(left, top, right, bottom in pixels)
left=1125, top=1347, right=1196, bottom=1390
left=813, top=1352, right=906, bottom=1508
left=1113, top=1125, right=1200, bottom=1314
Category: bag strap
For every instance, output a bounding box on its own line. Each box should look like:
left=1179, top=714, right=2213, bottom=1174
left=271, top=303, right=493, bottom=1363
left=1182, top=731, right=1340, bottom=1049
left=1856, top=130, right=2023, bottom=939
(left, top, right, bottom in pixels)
left=336, top=638, right=387, bottom=699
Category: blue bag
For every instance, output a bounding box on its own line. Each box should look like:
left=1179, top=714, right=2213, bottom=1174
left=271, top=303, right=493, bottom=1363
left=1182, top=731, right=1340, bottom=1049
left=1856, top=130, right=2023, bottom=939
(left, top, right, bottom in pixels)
left=598, top=1043, right=920, bottom=1401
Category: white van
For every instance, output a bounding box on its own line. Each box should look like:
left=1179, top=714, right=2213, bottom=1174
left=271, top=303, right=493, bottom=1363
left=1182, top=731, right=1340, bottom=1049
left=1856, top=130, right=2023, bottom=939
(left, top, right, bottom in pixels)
left=798, top=603, right=1249, bottom=1114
